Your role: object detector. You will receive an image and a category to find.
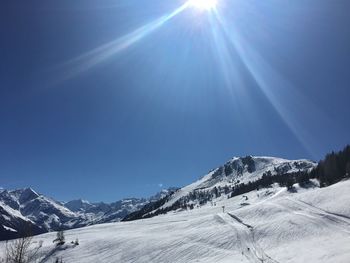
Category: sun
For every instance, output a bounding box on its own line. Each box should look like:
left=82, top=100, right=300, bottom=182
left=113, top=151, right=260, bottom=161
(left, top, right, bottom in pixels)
left=188, top=0, right=217, bottom=11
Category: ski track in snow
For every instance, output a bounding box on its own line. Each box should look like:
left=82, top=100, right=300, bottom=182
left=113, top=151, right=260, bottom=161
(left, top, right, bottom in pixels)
left=285, top=198, right=350, bottom=233
left=268, top=197, right=350, bottom=235
left=223, top=212, right=278, bottom=263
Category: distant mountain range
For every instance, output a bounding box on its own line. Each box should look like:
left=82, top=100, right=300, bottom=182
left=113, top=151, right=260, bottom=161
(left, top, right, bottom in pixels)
left=0, top=187, right=177, bottom=241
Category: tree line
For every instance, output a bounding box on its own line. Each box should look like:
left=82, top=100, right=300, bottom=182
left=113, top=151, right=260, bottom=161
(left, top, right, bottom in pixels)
left=310, top=145, right=350, bottom=186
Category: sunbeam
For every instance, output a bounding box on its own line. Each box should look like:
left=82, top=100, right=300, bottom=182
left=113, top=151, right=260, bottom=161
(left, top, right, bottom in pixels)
left=62, top=2, right=189, bottom=79
left=212, top=9, right=330, bottom=157
left=207, top=11, right=248, bottom=111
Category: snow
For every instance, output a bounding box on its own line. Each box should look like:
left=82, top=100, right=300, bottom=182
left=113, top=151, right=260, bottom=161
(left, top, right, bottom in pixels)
left=0, top=201, right=31, bottom=222
left=0, top=187, right=161, bottom=236
left=1, top=179, right=349, bottom=263
left=158, top=156, right=316, bottom=211
left=2, top=226, right=17, bottom=232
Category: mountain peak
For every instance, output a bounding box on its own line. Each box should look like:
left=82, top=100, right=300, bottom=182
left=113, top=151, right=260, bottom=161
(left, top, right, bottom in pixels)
left=23, top=187, right=37, bottom=194
left=64, top=199, right=93, bottom=212
left=18, top=187, right=39, bottom=204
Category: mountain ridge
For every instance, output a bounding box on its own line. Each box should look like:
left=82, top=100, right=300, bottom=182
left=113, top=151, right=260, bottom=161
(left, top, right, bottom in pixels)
left=0, top=187, right=177, bottom=241
left=123, top=156, right=316, bottom=221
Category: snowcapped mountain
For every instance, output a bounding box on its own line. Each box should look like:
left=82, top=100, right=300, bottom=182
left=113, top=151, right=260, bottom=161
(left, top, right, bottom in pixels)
left=124, top=156, right=316, bottom=220
left=0, top=187, right=83, bottom=238
left=0, top=187, right=176, bottom=241
left=63, top=188, right=178, bottom=225
left=0, top=156, right=316, bottom=241
left=64, top=199, right=94, bottom=213
left=0, top=189, right=46, bottom=241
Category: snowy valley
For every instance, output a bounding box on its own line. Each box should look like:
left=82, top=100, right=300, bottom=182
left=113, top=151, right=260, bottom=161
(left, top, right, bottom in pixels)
left=1, top=153, right=350, bottom=262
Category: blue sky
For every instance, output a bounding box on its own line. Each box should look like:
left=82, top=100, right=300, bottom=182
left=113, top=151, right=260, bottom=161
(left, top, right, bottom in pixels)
left=0, top=0, right=349, bottom=202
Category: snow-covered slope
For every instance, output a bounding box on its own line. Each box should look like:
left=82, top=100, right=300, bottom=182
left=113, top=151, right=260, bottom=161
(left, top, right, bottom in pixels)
left=0, top=188, right=84, bottom=237
left=2, top=179, right=349, bottom=263
left=125, top=156, right=316, bottom=220
left=0, top=188, right=175, bottom=241
left=0, top=199, right=45, bottom=240
left=64, top=199, right=94, bottom=213
left=173, top=156, right=314, bottom=201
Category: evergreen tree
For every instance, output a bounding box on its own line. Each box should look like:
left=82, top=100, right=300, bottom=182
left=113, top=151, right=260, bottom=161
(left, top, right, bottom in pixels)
left=53, top=231, right=65, bottom=246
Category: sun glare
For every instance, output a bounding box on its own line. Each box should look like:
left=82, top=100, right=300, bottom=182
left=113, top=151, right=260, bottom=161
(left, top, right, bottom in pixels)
left=188, top=0, right=217, bottom=11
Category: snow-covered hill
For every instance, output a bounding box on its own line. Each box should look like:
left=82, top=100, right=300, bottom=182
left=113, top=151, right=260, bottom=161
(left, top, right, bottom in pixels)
left=124, top=156, right=316, bottom=220
left=164, top=156, right=314, bottom=205
left=1, top=179, right=349, bottom=263
left=0, top=188, right=176, bottom=241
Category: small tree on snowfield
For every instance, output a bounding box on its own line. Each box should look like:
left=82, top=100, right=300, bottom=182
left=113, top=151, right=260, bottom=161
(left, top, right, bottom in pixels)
left=286, top=179, right=294, bottom=191
left=53, top=230, right=65, bottom=246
